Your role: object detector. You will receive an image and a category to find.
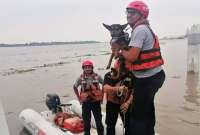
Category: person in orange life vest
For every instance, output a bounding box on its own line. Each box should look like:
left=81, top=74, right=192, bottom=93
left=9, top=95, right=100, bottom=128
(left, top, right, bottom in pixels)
left=111, top=1, right=166, bottom=135
left=73, top=60, right=104, bottom=135
left=103, top=60, right=133, bottom=135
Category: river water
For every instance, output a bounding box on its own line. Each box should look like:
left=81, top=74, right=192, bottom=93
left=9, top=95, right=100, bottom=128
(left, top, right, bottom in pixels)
left=0, top=39, right=199, bottom=135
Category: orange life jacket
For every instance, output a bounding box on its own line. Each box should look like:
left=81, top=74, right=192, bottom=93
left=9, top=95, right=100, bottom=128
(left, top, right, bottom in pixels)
left=54, top=112, right=84, bottom=133
left=63, top=117, right=84, bottom=133
left=54, top=112, right=73, bottom=127
left=127, top=25, right=164, bottom=71
left=106, top=86, right=132, bottom=105
left=80, top=73, right=103, bottom=102
left=105, top=72, right=132, bottom=104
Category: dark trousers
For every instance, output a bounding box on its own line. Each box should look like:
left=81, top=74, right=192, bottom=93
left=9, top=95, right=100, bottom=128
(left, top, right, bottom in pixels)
left=106, top=101, right=130, bottom=135
left=82, top=101, right=104, bottom=135
left=129, top=70, right=165, bottom=135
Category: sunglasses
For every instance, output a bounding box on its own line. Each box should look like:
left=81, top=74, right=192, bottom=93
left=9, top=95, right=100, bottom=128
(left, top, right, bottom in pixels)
left=126, top=9, right=138, bottom=15
left=83, top=65, right=93, bottom=69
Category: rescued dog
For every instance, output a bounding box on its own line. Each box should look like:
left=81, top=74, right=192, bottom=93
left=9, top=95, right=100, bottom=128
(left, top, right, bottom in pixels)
left=103, top=23, right=130, bottom=69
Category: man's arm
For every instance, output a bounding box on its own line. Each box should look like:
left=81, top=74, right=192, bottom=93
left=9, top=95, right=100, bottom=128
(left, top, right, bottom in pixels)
left=103, top=84, right=126, bottom=94
left=120, top=94, right=133, bottom=113
left=103, top=84, right=117, bottom=93
left=121, top=47, right=141, bottom=63
left=126, top=94, right=133, bottom=105
left=118, top=27, right=147, bottom=63
left=73, top=78, right=81, bottom=101
left=73, top=85, right=80, bottom=100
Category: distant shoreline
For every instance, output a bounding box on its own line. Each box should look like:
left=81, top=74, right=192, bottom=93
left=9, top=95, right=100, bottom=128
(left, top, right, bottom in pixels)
left=160, top=35, right=187, bottom=40
left=0, top=35, right=188, bottom=47
left=0, top=41, right=101, bottom=47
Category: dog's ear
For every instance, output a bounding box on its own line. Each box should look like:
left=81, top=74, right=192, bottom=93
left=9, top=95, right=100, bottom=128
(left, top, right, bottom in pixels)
left=103, top=23, right=111, bottom=31
left=122, top=23, right=128, bottom=30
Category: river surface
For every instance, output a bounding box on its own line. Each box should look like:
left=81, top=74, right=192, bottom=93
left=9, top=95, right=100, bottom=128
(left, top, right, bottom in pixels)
left=0, top=39, right=199, bottom=135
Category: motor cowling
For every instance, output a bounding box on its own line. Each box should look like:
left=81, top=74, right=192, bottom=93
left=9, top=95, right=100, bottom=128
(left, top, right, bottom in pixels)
left=46, top=93, right=62, bottom=113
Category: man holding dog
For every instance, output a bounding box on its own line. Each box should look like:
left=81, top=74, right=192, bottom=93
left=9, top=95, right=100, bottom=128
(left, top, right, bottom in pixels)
left=73, top=60, right=104, bottom=135
left=111, top=1, right=166, bottom=135
left=103, top=60, right=133, bottom=135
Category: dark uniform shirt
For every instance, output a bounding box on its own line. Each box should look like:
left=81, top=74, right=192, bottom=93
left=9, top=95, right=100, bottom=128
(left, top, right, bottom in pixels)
left=103, top=71, right=121, bottom=87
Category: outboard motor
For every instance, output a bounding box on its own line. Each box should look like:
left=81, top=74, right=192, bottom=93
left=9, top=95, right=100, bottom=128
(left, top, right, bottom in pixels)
left=46, top=93, right=62, bottom=113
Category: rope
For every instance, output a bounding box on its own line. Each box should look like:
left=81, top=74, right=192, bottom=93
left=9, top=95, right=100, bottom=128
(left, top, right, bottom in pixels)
left=119, top=81, right=130, bottom=135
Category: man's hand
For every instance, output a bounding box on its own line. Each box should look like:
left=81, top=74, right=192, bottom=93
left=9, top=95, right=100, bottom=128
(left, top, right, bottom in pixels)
left=117, top=86, right=128, bottom=96
left=120, top=102, right=129, bottom=113
left=79, top=93, right=88, bottom=103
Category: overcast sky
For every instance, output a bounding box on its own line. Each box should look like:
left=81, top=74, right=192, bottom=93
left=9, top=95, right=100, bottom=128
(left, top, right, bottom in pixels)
left=0, top=0, right=199, bottom=44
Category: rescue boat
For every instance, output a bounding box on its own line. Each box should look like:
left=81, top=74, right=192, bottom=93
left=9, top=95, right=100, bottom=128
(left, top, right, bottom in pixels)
left=19, top=94, right=159, bottom=135
left=19, top=99, right=124, bottom=135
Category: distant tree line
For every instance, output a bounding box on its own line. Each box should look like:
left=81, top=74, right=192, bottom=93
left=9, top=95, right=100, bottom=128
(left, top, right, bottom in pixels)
left=0, top=41, right=101, bottom=47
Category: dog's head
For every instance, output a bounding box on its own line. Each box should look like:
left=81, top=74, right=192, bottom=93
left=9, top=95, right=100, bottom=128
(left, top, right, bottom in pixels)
left=103, top=23, right=130, bottom=47
left=103, top=23, right=128, bottom=38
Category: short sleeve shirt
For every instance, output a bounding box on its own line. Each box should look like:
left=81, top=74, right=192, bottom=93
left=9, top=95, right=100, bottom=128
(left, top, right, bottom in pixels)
left=129, top=25, right=162, bottom=78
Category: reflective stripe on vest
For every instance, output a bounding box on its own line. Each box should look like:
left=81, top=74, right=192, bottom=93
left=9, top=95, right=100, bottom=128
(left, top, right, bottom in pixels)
left=80, top=73, right=102, bottom=102
left=127, top=32, right=164, bottom=71
left=80, top=73, right=100, bottom=91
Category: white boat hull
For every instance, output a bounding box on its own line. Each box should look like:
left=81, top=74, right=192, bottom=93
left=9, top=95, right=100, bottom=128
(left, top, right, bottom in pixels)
left=0, top=101, right=10, bottom=135
left=19, top=109, right=68, bottom=135
left=19, top=99, right=159, bottom=135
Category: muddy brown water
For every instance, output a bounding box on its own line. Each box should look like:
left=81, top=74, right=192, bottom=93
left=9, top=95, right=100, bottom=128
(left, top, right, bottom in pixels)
left=0, top=41, right=199, bottom=135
